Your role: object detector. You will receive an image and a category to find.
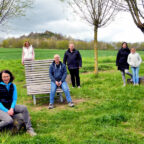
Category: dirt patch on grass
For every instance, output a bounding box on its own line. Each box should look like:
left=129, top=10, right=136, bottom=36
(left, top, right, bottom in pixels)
left=29, top=98, right=86, bottom=111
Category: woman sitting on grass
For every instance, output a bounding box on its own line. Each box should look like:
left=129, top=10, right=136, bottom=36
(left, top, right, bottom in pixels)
left=127, top=48, right=142, bottom=85
left=0, top=70, right=36, bottom=136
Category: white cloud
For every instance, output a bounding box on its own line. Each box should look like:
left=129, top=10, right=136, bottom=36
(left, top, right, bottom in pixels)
left=0, top=0, right=144, bottom=43
left=98, top=12, right=144, bottom=42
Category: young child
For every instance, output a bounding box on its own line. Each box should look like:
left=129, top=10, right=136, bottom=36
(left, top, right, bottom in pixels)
left=127, top=48, right=142, bottom=85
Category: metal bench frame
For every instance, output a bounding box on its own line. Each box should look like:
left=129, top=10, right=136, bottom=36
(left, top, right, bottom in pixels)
left=24, top=59, right=64, bottom=105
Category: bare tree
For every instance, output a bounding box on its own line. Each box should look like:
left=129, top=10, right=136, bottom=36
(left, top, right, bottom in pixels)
left=67, top=0, right=119, bottom=75
left=0, top=0, right=33, bottom=25
left=112, top=0, right=144, bottom=33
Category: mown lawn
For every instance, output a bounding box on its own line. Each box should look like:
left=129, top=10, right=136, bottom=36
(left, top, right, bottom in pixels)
left=0, top=48, right=144, bottom=144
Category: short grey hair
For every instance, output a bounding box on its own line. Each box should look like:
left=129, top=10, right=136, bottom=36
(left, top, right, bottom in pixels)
left=54, top=54, right=60, bottom=59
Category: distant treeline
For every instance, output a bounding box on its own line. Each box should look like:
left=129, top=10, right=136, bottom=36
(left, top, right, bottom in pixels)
left=1, top=38, right=144, bottom=50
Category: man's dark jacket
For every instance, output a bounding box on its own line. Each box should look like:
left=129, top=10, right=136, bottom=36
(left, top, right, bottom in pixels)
left=49, top=61, right=67, bottom=83
left=116, top=47, right=130, bottom=71
left=63, top=49, right=82, bottom=69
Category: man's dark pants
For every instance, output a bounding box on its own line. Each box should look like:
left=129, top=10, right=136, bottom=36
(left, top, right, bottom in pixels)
left=69, top=68, right=80, bottom=87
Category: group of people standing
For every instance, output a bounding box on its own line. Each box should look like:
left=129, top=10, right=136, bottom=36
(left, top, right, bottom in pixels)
left=116, top=42, right=142, bottom=86
left=21, top=41, right=82, bottom=109
left=0, top=40, right=142, bottom=135
left=0, top=41, right=82, bottom=134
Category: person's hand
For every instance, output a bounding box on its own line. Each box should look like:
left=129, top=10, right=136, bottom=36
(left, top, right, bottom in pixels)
left=59, top=81, right=62, bottom=86
left=79, top=67, right=81, bottom=69
left=55, top=81, right=59, bottom=86
left=8, top=108, right=14, bottom=116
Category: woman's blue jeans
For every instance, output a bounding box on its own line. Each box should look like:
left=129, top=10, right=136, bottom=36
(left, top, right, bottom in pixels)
left=50, top=81, right=72, bottom=104
left=131, top=67, right=139, bottom=84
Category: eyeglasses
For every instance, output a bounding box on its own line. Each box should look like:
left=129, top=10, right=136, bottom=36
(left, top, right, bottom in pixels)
left=2, top=76, right=10, bottom=79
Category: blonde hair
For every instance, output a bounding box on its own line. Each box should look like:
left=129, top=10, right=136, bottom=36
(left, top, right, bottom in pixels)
left=24, top=41, right=30, bottom=47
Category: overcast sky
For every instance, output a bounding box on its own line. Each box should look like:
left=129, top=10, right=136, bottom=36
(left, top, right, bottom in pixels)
left=1, top=0, right=144, bottom=43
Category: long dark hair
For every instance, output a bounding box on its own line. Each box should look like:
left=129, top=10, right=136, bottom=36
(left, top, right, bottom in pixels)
left=121, top=42, right=128, bottom=48
left=0, top=70, right=14, bottom=82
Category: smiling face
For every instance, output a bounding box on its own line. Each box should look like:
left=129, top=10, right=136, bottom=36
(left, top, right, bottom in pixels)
left=25, top=41, right=30, bottom=48
left=131, top=48, right=136, bottom=54
left=122, top=43, right=127, bottom=49
left=69, top=43, right=74, bottom=51
left=2, top=73, right=10, bottom=84
left=54, top=54, right=60, bottom=64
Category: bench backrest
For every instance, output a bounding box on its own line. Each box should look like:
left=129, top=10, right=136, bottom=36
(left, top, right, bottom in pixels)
left=24, top=59, right=63, bottom=95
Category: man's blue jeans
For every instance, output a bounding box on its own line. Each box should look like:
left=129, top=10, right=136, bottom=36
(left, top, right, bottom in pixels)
left=131, top=67, right=139, bottom=84
left=50, top=81, right=72, bottom=104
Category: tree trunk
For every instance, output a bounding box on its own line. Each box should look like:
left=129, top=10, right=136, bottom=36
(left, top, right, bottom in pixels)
left=94, top=26, right=98, bottom=75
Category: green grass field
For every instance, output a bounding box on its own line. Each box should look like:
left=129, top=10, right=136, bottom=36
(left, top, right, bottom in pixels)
left=0, top=48, right=144, bottom=144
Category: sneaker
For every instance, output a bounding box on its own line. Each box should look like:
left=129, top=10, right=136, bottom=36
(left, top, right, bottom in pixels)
left=123, top=83, right=126, bottom=87
left=78, top=86, right=81, bottom=88
left=48, top=104, right=54, bottom=109
left=68, top=102, right=74, bottom=107
left=27, top=128, right=37, bottom=137
left=130, top=79, right=133, bottom=82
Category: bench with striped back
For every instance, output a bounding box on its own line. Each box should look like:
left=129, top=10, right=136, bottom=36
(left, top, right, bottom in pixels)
left=24, top=59, right=63, bottom=105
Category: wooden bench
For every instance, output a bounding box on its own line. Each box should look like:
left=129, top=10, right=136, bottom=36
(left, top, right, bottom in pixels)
left=24, top=59, right=64, bottom=105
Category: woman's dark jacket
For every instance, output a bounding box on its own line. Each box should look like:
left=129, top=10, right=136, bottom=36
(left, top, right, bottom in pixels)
left=116, top=47, right=130, bottom=71
left=63, top=49, right=82, bottom=69
left=0, top=83, right=14, bottom=109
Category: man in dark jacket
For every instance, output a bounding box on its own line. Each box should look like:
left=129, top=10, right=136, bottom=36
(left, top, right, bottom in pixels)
left=63, top=43, right=82, bottom=88
left=49, top=54, right=74, bottom=109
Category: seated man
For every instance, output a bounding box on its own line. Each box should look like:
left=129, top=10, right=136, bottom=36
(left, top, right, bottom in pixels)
left=49, top=54, right=74, bottom=109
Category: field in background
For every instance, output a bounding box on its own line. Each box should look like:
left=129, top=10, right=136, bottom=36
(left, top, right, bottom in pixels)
left=0, top=48, right=144, bottom=144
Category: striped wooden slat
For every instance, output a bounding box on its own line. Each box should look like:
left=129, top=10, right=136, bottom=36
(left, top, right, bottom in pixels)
left=24, top=59, right=64, bottom=95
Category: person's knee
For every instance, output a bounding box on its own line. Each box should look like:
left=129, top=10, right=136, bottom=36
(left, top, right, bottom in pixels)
left=51, top=88, right=56, bottom=94
left=51, top=83, right=56, bottom=93
left=62, top=83, right=69, bottom=92
left=20, top=105, right=28, bottom=112
left=63, top=87, right=68, bottom=92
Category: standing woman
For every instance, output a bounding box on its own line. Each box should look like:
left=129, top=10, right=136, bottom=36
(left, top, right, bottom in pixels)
left=0, top=70, right=37, bottom=136
left=116, top=42, right=132, bottom=86
left=127, top=48, right=142, bottom=85
left=22, top=41, right=35, bottom=65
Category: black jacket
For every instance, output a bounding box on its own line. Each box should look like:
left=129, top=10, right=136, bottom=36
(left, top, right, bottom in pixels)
left=63, top=49, right=82, bottom=69
left=116, top=47, right=130, bottom=71
left=0, top=83, right=14, bottom=109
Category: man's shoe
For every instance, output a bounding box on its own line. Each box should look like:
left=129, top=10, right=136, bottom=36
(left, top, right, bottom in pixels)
left=48, top=104, right=54, bottom=109
left=68, top=102, right=74, bottom=107
left=78, top=86, right=81, bottom=88
left=27, top=128, right=37, bottom=137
